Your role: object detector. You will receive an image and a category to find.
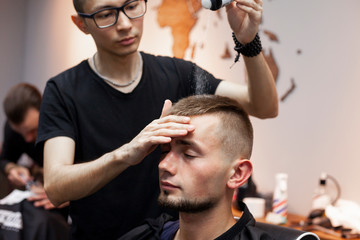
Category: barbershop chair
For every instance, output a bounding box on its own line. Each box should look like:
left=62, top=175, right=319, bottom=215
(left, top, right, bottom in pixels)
left=255, top=222, right=320, bottom=240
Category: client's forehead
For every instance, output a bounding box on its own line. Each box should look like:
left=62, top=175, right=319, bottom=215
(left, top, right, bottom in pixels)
left=187, top=115, right=220, bottom=146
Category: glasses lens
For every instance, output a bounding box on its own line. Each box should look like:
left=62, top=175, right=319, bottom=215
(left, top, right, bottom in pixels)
left=124, top=0, right=146, bottom=19
left=94, top=9, right=117, bottom=28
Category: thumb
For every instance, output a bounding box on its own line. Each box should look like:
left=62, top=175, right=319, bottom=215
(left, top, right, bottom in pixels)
left=160, top=99, right=172, bottom=118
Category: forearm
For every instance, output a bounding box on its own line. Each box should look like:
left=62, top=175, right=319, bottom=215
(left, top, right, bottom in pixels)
left=224, top=0, right=278, bottom=118
left=215, top=53, right=278, bottom=119
left=44, top=145, right=131, bottom=206
left=243, top=53, right=278, bottom=118
left=44, top=111, right=193, bottom=206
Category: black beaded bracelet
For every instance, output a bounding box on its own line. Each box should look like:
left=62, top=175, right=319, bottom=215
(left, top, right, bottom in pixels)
left=232, top=32, right=262, bottom=63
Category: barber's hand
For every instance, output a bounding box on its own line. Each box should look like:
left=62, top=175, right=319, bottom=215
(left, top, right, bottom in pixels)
left=27, top=184, right=69, bottom=210
left=114, top=100, right=194, bottom=166
left=7, top=166, right=32, bottom=188
left=160, top=99, right=173, bottom=118
left=226, top=0, right=263, bottom=44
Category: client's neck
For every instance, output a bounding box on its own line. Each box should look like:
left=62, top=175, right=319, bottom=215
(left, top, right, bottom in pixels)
left=175, top=203, right=238, bottom=240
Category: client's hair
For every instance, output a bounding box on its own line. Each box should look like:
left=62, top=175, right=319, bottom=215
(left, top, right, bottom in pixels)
left=168, top=95, right=253, bottom=160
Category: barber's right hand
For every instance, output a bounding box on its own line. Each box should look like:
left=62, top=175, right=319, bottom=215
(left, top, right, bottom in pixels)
left=7, top=166, right=32, bottom=188
left=113, top=100, right=195, bottom=166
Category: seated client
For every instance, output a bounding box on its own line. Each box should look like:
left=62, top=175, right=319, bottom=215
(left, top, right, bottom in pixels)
left=119, top=94, right=273, bottom=240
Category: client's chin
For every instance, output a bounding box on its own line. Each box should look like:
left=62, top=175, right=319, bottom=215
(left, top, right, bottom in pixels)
left=158, top=192, right=216, bottom=213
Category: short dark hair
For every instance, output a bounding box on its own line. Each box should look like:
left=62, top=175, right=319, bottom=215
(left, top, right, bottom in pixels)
left=73, top=0, right=86, bottom=12
left=168, top=95, right=253, bottom=160
left=3, top=83, right=42, bottom=124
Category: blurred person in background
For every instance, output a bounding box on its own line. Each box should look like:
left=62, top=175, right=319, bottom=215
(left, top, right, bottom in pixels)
left=0, top=83, right=69, bottom=240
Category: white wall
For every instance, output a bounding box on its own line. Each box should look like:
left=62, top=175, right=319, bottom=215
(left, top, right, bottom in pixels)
left=0, top=0, right=27, bottom=138
left=251, top=0, right=360, bottom=215
left=22, top=0, right=96, bottom=90
left=1, top=0, right=360, bottom=216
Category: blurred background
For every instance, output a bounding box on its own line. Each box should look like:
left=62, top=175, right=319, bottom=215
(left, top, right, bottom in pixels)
left=1, top=0, right=359, bottom=215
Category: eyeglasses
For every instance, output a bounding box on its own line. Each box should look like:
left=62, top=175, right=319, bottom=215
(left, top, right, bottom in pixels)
left=77, top=0, right=147, bottom=29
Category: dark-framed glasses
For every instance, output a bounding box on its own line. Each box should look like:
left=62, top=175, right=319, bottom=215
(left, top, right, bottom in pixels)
left=77, top=0, right=147, bottom=29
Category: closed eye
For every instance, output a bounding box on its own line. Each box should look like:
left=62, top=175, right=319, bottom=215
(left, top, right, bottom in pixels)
left=183, top=153, right=196, bottom=159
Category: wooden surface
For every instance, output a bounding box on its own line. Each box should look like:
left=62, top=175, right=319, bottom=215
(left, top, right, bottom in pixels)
left=232, top=205, right=360, bottom=240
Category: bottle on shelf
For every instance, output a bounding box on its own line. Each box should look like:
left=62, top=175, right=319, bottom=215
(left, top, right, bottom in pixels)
left=272, top=173, right=288, bottom=224
left=311, top=172, right=331, bottom=210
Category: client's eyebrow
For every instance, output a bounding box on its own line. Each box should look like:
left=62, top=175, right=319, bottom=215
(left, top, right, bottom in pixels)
left=175, top=139, right=202, bottom=153
left=175, top=139, right=203, bottom=155
left=176, top=139, right=193, bottom=146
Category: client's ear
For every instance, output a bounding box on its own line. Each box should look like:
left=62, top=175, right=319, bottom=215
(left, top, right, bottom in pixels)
left=227, top=159, right=252, bottom=189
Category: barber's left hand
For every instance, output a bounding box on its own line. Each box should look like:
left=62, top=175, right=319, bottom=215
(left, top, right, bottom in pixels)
left=226, top=0, right=263, bottom=44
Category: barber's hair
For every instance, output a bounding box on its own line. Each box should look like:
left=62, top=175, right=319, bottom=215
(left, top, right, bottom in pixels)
left=3, top=83, right=42, bottom=125
left=168, top=95, right=253, bottom=160
left=73, top=0, right=86, bottom=12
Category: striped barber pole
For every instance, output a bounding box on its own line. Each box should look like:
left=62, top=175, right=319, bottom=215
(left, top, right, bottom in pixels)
left=272, top=198, right=288, bottom=217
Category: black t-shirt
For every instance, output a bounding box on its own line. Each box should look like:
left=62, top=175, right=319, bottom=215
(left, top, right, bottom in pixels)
left=0, top=121, right=41, bottom=174
left=36, top=52, right=221, bottom=240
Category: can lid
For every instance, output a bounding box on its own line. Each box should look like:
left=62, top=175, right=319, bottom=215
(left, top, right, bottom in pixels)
left=275, top=173, right=288, bottom=191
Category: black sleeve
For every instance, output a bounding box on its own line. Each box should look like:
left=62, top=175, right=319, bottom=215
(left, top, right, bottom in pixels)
left=36, top=79, right=76, bottom=148
left=189, top=63, right=221, bottom=95
left=153, top=55, right=221, bottom=97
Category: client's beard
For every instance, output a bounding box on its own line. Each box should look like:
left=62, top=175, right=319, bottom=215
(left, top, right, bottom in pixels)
left=158, top=191, right=216, bottom=213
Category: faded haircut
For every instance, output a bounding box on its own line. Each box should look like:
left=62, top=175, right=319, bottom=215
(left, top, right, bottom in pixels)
left=3, top=83, right=42, bottom=125
left=168, top=95, right=253, bottom=160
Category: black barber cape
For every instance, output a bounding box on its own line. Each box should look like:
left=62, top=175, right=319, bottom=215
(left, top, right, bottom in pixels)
left=0, top=200, right=69, bottom=240
left=118, top=202, right=273, bottom=240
